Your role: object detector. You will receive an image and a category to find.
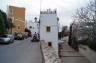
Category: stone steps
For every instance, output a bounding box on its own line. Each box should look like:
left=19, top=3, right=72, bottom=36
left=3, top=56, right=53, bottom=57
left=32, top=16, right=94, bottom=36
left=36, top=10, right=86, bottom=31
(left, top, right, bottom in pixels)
left=59, top=42, right=92, bottom=63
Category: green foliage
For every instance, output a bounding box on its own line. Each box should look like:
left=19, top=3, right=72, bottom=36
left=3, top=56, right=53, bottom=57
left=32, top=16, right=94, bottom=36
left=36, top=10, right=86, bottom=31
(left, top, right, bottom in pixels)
left=0, top=10, right=14, bottom=29
left=0, top=10, right=14, bottom=35
left=59, top=26, right=69, bottom=39
left=0, top=11, right=9, bottom=29
left=85, top=40, right=96, bottom=51
left=80, top=39, right=96, bottom=51
left=0, top=11, right=7, bottom=35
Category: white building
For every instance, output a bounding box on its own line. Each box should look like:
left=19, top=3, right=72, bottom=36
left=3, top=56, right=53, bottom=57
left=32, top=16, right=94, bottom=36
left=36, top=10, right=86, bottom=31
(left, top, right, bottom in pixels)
left=27, top=17, right=39, bottom=35
left=40, top=9, right=59, bottom=55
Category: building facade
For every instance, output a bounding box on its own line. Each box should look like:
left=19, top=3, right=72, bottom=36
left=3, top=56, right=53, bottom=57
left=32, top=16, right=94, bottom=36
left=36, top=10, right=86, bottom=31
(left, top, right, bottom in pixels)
left=40, top=9, right=59, bottom=55
left=8, top=6, right=25, bottom=34
left=27, top=17, right=39, bottom=35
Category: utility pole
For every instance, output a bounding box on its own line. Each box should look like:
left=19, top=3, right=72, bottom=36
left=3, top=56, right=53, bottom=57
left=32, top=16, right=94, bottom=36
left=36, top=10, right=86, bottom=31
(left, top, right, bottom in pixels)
left=94, top=0, right=96, bottom=20
left=40, top=0, right=42, bottom=13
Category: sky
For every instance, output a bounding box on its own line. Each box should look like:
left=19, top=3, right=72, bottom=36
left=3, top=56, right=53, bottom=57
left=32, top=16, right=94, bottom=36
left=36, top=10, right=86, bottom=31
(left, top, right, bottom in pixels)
left=0, top=0, right=89, bottom=26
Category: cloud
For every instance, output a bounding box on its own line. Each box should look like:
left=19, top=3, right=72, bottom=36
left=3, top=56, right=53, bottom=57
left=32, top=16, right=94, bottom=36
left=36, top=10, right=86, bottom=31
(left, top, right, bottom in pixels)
left=0, top=0, right=89, bottom=26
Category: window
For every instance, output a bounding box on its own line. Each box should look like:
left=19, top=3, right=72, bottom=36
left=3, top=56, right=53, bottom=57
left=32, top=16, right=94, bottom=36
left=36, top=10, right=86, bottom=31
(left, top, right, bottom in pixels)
left=29, top=26, right=32, bottom=29
left=18, top=26, right=20, bottom=29
left=15, top=18, right=23, bottom=21
left=46, top=26, right=51, bottom=32
left=10, top=9, right=12, bottom=14
left=15, top=18, right=18, bottom=21
left=48, top=42, right=52, bottom=47
left=10, top=9, right=14, bottom=14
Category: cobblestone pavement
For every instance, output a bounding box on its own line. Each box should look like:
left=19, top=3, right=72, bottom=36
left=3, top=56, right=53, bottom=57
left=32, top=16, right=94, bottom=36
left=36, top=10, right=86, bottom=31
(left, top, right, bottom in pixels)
left=59, top=41, right=92, bottom=63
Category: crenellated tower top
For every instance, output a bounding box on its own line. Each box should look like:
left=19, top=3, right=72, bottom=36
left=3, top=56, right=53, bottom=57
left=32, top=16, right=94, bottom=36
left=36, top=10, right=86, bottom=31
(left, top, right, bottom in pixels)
left=40, top=9, right=57, bottom=14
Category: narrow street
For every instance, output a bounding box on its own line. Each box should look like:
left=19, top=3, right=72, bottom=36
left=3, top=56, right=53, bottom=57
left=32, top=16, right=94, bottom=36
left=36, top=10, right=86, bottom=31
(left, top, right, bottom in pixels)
left=0, top=38, right=42, bottom=63
left=59, top=41, right=92, bottom=63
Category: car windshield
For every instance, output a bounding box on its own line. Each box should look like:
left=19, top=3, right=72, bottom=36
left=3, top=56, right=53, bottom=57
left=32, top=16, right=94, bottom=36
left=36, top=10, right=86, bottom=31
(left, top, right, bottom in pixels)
left=17, top=34, right=22, bottom=37
left=7, top=35, right=12, bottom=38
left=0, top=35, right=7, bottom=38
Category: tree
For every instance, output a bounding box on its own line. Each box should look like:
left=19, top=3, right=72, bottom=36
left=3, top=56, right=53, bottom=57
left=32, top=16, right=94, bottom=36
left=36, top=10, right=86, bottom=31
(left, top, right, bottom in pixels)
left=70, top=0, right=96, bottom=51
left=72, top=0, right=96, bottom=40
left=59, top=26, right=69, bottom=39
left=1, top=10, right=9, bottom=29
left=0, top=10, right=14, bottom=35
left=0, top=10, right=7, bottom=35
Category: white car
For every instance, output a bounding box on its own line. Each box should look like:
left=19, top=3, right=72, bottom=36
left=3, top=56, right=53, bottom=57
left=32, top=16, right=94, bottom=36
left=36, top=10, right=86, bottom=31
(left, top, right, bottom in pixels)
left=0, top=34, right=14, bottom=44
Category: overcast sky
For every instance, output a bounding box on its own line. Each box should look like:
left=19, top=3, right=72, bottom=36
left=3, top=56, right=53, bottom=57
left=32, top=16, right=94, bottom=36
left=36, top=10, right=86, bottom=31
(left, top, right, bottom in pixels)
left=0, top=0, right=89, bottom=26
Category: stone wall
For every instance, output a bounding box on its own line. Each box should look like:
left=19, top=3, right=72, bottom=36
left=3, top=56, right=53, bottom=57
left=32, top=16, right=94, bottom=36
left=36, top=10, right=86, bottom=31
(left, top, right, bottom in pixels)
left=40, top=40, right=61, bottom=63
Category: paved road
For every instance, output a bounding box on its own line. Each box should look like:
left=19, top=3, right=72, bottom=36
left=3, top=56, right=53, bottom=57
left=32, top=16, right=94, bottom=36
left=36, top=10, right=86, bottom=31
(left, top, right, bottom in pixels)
left=59, top=41, right=92, bottom=63
left=0, top=38, right=42, bottom=63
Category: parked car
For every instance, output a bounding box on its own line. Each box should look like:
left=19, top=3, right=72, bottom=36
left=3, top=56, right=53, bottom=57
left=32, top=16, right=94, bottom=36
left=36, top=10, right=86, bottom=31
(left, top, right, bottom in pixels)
left=24, top=32, right=28, bottom=39
left=14, top=33, right=24, bottom=40
left=23, top=34, right=28, bottom=39
left=7, top=34, right=14, bottom=42
left=0, top=34, right=14, bottom=44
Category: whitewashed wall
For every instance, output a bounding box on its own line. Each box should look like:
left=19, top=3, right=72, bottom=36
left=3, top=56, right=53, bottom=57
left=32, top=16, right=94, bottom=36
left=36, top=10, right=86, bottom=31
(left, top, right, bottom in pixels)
left=40, top=11, right=58, bottom=54
left=27, top=21, right=39, bottom=35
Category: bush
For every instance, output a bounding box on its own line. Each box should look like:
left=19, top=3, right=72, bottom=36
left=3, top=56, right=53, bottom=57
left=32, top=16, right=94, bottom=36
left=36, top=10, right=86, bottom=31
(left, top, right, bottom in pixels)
left=87, top=40, right=96, bottom=51
left=78, top=39, right=88, bottom=45
left=82, top=40, right=96, bottom=51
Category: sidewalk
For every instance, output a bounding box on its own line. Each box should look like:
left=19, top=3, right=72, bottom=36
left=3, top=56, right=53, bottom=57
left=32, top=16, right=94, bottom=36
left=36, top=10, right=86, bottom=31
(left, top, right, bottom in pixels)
left=59, top=42, right=92, bottom=63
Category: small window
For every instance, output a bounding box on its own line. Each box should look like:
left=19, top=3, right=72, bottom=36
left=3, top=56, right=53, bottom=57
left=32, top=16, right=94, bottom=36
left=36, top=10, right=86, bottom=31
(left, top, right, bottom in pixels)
left=46, top=26, right=51, bottom=32
left=10, top=9, right=12, bottom=14
left=48, top=42, right=52, bottom=47
left=18, top=26, right=20, bottom=29
left=10, top=9, right=14, bottom=14
left=29, top=26, right=32, bottom=29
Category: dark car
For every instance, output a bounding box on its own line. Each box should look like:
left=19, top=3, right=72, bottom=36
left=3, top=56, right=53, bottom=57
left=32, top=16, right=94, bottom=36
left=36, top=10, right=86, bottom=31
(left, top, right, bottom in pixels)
left=14, top=33, right=24, bottom=40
